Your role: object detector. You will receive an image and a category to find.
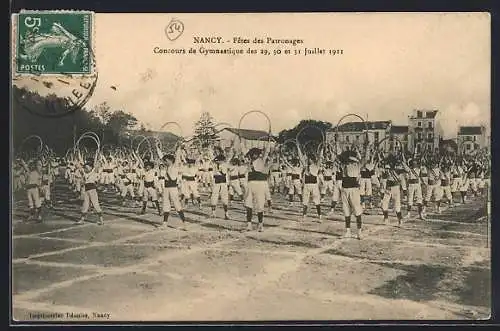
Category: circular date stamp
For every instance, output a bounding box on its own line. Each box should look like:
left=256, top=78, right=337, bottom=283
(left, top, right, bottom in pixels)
left=12, top=10, right=98, bottom=117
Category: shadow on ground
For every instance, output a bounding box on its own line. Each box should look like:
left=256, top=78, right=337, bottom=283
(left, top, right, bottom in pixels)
left=367, top=261, right=491, bottom=309
left=453, top=263, right=491, bottom=308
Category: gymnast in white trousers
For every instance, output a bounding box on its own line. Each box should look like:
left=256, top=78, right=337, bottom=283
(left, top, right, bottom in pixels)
left=243, top=145, right=271, bottom=232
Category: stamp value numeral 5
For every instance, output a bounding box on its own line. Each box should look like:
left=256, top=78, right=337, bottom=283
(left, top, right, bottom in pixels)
left=24, top=17, right=42, bottom=29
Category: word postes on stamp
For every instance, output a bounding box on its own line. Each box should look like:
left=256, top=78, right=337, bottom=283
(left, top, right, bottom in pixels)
left=16, top=11, right=93, bottom=75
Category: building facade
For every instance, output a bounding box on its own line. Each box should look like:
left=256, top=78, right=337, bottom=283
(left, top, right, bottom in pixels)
left=390, top=125, right=412, bottom=152
left=408, top=109, right=443, bottom=153
left=325, top=121, right=391, bottom=150
left=457, top=126, right=487, bottom=154
left=217, top=128, right=276, bottom=150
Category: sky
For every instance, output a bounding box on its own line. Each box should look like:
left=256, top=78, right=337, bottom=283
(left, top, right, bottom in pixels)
left=18, top=12, right=491, bottom=139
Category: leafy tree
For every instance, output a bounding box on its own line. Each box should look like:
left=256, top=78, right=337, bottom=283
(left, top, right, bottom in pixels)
left=12, top=85, right=139, bottom=155
left=107, top=110, right=138, bottom=134
left=193, top=111, right=219, bottom=147
left=277, top=119, right=332, bottom=144
left=92, top=102, right=112, bottom=125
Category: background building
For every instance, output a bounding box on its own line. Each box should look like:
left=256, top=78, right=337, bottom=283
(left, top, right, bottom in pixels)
left=122, top=129, right=180, bottom=150
left=457, top=125, right=487, bottom=154
left=390, top=125, right=412, bottom=151
left=217, top=128, right=276, bottom=150
left=325, top=121, right=391, bottom=149
left=408, top=109, right=443, bottom=153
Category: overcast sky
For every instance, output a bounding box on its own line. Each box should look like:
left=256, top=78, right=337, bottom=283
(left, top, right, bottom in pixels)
left=84, top=13, right=490, bottom=139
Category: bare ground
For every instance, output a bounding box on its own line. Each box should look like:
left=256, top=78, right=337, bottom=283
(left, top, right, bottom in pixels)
left=11, top=179, right=491, bottom=321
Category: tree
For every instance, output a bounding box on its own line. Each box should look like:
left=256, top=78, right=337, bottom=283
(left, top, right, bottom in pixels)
left=277, top=119, right=332, bottom=144
left=107, top=110, right=138, bottom=134
left=276, top=119, right=333, bottom=155
left=12, top=85, right=140, bottom=155
left=193, top=112, right=219, bottom=147
left=92, top=102, right=112, bottom=125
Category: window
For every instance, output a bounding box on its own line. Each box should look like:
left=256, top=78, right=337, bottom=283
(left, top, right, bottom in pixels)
left=428, top=122, right=433, bottom=129
left=374, top=132, right=379, bottom=142
left=346, top=136, right=350, bottom=143
left=416, top=143, right=421, bottom=152
left=417, top=110, right=422, bottom=118
left=356, top=135, right=359, bottom=141
left=417, top=133, right=422, bottom=140
left=473, top=136, right=477, bottom=141
left=465, top=136, right=472, bottom=141
left=428, top=144, right=433, bottom=150
left=466, top=144, right=471, bottom=150
left=417, top=121, right=422, bottom=127
left=428, top=133, right=433, bottom=139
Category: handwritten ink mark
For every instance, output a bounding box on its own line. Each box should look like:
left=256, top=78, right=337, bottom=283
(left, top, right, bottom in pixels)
left=165, top=19, right=184, bottom=41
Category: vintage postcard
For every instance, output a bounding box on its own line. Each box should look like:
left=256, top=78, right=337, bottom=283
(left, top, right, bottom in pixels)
left=11, top=12, right=491, bottom=322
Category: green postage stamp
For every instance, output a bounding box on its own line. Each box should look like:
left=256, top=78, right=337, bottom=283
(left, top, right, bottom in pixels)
left=15, top=10, right=94, bottom=74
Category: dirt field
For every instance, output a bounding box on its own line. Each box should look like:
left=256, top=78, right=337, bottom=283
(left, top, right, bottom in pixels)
left=11, top=178, right=491, bottom=321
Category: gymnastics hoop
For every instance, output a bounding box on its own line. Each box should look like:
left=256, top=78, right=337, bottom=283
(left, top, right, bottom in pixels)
left=131, top=135, right=147, bottom=150
left=295, top=124, right=325, bottom=149
left=280, top=138, right=299, bottom=154
left=159, top=121, right=183, bottom=138
left=334, top=113, right=368, bottom=149
left=78, top=131, right=101, bottom=146
left=74, top=135, right=100, bottom=167
left=19, top=135, right=43, bottom=157
left=159, top=121, right=184, bottom=152
left=302, top=140, right=321, bottom=154
left=376, top=135, right=404, bottom=158
left=136, top=136, right=154, bottom=155
left=75, top=134, right=100, bottom=151
left=238, top=110, right=272, bottom=143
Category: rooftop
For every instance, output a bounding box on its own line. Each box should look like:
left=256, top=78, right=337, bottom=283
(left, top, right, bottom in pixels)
left=390, top=125, right=409, bottom=134
left=458, top=126, right=484, bottom=136
left=329, top=121, right=391, bottom=132
left=410, top=109, right=439, bottom=119
left=124, top=129, right=180, bottom=141
left=219, top=127, right=272, bottom=140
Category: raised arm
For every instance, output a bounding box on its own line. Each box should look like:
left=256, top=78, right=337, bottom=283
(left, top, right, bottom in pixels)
left=240, top=138, right=248, bottom=157
left=262, top=141, right=272, bottom=163
left=174, top=145, right=183, bottom=167
left=296, top=142, right=306, bottom=167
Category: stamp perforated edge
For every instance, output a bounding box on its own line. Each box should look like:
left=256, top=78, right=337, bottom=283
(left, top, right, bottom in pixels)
left=12, top=10, right=97, bottom=78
